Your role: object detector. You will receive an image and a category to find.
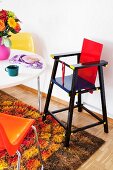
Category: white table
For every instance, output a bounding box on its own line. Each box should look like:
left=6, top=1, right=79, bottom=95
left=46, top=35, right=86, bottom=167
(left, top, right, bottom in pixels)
left=0, top=49, right=46, bottom=111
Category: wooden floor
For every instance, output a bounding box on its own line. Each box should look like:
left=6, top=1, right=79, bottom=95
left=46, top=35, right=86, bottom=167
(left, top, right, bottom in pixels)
left=2, top=85, right=113, bottom=170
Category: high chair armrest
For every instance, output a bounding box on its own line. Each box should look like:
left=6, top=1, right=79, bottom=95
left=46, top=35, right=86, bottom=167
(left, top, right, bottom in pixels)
left=54, top=59, right=108, bottom=71
left=72, top=60, right=108, bottom=70
left=51, top=51, right=81, bottom=59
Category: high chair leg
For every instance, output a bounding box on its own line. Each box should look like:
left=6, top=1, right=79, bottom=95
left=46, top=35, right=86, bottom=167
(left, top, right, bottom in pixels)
left=98, top=66, right=108, bottom=133
left=43, top=59, right=59, bottom=121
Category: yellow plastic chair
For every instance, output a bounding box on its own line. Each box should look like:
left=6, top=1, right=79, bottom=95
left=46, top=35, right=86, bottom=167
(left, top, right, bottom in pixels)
left=10, top=32, right=35, bottom=53
left=10, top=32, right=41, bottom=112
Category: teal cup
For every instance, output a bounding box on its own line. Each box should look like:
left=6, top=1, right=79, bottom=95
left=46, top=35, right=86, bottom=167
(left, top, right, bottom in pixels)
left=5, top=65, right=19, bottom=76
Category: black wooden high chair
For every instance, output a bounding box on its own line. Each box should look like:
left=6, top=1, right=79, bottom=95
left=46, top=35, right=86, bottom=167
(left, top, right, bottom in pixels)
left=42, top=38, right=108, bottom=147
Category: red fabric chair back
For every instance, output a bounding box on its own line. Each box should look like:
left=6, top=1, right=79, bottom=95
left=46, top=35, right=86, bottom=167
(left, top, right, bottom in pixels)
left=78, top=38, right=103, bottom=84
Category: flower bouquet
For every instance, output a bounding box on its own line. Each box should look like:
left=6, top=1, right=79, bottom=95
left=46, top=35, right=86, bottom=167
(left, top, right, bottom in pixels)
left=0, top=9, right=21, bottom=47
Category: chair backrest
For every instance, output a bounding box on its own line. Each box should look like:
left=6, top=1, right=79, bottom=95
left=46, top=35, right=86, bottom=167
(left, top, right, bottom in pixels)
left=0, top=113, right=35, bottom=155
left=78, top=38, right=103, bottom=85
left=0, top=124, right=6, bottom=150
left=10, top=32, right=35, bottom=53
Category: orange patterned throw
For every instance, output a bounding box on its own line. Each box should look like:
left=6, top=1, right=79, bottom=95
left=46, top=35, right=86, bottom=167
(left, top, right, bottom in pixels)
left=0, top=91, right=64, bottom=170
left=0, top=90, right=105, bottom=170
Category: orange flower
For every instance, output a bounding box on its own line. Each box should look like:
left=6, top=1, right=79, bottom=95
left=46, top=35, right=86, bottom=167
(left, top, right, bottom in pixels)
left=14, top=22, right=21, bottom=33
left=0, top=20, right=5, bottom=31
left=8, top=17, right=16, bottom=28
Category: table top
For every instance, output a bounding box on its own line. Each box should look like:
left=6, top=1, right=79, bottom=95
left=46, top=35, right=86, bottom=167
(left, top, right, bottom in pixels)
left=0, top=49, right=46, bottom=89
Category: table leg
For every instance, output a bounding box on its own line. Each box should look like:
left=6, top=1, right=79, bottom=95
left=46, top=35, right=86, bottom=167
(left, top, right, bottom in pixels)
left=37, top=76, right=41, bottom=113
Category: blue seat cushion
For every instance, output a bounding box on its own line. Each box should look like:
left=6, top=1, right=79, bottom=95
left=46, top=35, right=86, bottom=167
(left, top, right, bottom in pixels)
left=52, top=75, right=95, bottom=93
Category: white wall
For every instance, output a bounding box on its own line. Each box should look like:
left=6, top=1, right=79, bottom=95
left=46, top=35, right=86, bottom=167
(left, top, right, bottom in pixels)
left=1, top=0, right=113, bottom=118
